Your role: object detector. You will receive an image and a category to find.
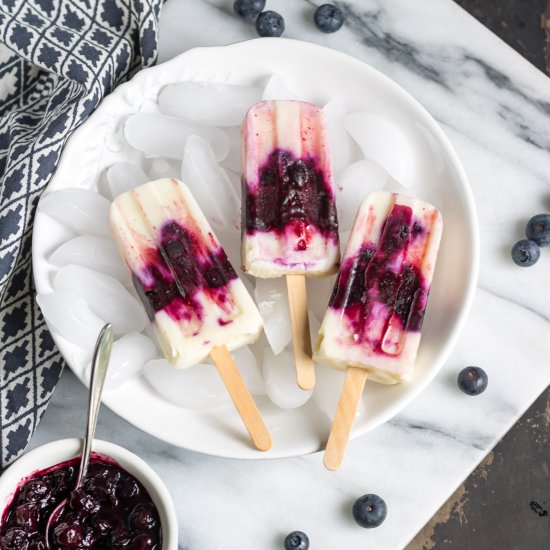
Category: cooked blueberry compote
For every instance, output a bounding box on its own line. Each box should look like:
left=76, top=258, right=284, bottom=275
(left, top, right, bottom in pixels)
left=244, top=148, right=338, bottom=248
left=0, top=455, right=162, bottom=550
left=131, top=219, right=237, bottom=323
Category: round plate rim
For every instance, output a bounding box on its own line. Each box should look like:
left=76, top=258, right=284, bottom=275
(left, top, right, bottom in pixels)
left=32, top=37, right=480, bottom=459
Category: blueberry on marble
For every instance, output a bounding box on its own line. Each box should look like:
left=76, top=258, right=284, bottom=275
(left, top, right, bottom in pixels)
left=352, top=494, right=387, bottom=528
left=233, top=0, right=265, bottom=21
left=314, top=4, right=344, bottom=33
left=526, top=213, right=550, bottom=247
left=511, top=239, right=540, bottom=267
left=256, top=10, right=285, bottom=37
left=458, top=366, right=488, bottom=396
left=284, top=531, right=309, bottom=550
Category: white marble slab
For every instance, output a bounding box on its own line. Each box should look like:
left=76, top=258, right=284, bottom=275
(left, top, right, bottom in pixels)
left=29, top=1, right=550, bottom=549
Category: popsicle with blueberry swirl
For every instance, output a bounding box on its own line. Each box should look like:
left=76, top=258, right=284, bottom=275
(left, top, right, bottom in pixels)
left=314, top=191, right=443, bottom=469
left=241, top=100, right=340, bottom=390
left=110, top=178, right=271, bottom=451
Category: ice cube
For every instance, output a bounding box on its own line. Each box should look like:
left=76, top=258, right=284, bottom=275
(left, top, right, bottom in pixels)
left=181, top=135, right=240, bottom=230
left=323, top=98, right=358, bottom=176
left=215, top=229, right=241, bottom=272
left=36, top=291, right=104, bottom=352
left=38, top=189, right=111, bottom=237
left=306, top=276, right=335, bottom=323
left=49, top=236, right=128, bottom=282
left=224, top=168, right=242, bottom=202
left=262, top=74, right=299, bottom=101
left=149, top=157, right=180, bottom=180
left=263, top=347, right=313, bottom=409
left=106, top=163, right=149, bottom=198
left=308, top=309, right=322, bottom=346
left=232, top=346, right=265, bottom=396
left=339, top=230, right=352, bottom=255
left=220, top=126, right=242, bottom=173
left=254, top=278, right=292, bottom=355
left=143, top=359, right=230, bottom=410
left=89, top=332, right=157, bottom=391
left=342, top=112, right=414, bottom=188
left=336, top=160, right=389, bottom=231
left=54, top=265, right=147, bottom=335
left=158, top=81, right=262, bottom=127
left=313, top=363, right=365, bottom=420
left=124, top=113, right=229, bottom=161
left=142, top=323, right=162, bottom=354
left=241, top=274, right=255, bottom=299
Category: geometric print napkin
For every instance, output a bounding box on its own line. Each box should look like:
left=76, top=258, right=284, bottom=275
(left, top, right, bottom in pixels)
left=0, top=0, right=163, bottom=470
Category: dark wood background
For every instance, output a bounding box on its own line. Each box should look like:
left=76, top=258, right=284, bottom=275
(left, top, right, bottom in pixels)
left=408, top=1, right=550, bottom=548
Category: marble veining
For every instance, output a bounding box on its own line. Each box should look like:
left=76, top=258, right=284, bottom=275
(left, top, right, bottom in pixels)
left=27, top=0, right=550, bottom=549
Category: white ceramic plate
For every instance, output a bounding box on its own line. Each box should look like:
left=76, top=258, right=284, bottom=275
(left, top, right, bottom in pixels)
left=32, top=38, right=478, bottom=459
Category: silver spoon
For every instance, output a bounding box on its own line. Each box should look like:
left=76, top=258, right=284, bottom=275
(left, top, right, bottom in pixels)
left=45, top=323, right=113, bottom=546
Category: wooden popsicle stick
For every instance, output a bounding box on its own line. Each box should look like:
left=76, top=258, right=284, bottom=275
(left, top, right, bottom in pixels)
left=324, top=367, right=369, bottom=471
left=210, top=345, right=272, bottom=452
left=286, top=274, right=316, bottom=390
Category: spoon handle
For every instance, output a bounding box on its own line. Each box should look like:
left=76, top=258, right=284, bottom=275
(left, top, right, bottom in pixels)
left=77, top=323, right=113, bottom=486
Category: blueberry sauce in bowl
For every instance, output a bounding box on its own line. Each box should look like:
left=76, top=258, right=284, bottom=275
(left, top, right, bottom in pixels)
left=0, top=440, right=177, bottom=550
left=0, top=454, right=161, bottom=550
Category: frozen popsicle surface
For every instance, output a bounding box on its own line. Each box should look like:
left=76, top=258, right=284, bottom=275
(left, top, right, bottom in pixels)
left=110, top=178, right=263, bottom=368
left=314, top=191, right=443, bottom=384
left=241, top=100, right=340, bottom=278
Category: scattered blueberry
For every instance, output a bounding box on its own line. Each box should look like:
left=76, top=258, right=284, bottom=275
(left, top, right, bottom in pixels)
left=352, top=494, right=387, bottom=528
left=314, top=4, right=345, bottom=33
left=256, top=10, right=285, bottom=37
left=511, top=239, right=540, bottom=267
left=233, top=0, right=266, bottom=21
left=284, top=531, right=309, bottom=550
left=526, top=213, right=550, bottom=247
left=458, top=366, right=488, bottom=396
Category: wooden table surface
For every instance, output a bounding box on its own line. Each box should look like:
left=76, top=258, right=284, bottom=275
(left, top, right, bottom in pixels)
left=409, top=1, right=550, bottom=548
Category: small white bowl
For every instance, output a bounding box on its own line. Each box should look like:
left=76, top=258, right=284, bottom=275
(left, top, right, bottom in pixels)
left=0, top=438, right=178, bottom=550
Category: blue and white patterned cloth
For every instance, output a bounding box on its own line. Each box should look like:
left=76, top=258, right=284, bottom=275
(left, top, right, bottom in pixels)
left=0, top=0, right=163, bottom=469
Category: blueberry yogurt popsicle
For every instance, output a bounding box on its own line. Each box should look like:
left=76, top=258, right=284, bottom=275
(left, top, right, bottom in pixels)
left=314, top=191, right=443, bottom=469
left=241, top=100, right=340, bottom=390
left=110, top=178, right=271, bottom=451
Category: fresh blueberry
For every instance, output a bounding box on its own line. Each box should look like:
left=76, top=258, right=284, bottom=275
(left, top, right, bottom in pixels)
left=314, top=4, right=344, bottom=33
left=256, top=10, right=285, bottom=37
left=458, top=366, right=488, bottom=396
left=511, top=239, right=540, bottom=267
left=233, top=0, right=265, bottom=21
left=526, top=213, right=550, bottom=247
left=284, top=531, right=309, bottom=550
left=352, top=494, right=387, bottom=528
